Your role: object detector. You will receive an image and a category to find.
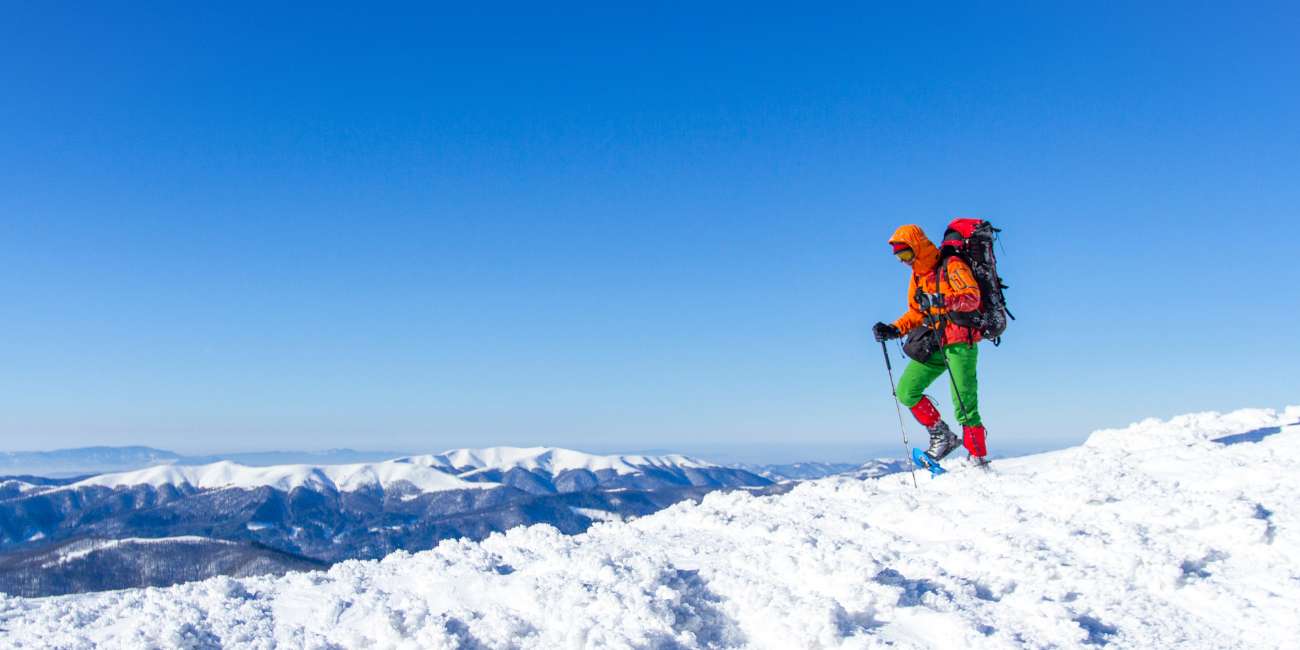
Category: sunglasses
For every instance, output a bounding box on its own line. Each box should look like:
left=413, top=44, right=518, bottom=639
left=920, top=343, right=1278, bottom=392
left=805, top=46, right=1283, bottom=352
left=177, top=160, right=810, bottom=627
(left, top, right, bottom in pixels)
left=894, top=248, right=915, bottom=262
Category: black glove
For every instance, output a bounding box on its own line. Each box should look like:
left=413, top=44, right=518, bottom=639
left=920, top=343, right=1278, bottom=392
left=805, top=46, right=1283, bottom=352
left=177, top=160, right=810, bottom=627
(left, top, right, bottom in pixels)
left=872, top=322, right=901, bottom=342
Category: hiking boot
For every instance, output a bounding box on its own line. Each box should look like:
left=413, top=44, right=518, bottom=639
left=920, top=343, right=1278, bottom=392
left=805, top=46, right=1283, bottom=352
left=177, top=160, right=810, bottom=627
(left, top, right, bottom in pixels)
left=924, top=420, right=960, bottom=461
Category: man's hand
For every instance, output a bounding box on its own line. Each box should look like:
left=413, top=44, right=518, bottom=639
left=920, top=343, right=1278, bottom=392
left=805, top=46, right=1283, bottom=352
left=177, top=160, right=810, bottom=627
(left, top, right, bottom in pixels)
left=873, top=322, right=901, bottom=342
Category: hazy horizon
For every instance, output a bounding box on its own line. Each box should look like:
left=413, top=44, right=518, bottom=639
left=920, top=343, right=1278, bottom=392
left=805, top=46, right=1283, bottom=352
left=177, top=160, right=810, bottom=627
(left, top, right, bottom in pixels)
left=0, top=432, right=1111, bottom=468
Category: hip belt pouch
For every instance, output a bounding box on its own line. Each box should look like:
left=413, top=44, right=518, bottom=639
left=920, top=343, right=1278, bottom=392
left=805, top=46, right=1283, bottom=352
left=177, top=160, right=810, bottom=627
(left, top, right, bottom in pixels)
left=902, top=327, right=940, bottom=362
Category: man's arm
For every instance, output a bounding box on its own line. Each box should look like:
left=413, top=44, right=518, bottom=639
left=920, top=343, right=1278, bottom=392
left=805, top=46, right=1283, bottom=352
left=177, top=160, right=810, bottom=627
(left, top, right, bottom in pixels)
left=892, top=274, right=924, bottom=334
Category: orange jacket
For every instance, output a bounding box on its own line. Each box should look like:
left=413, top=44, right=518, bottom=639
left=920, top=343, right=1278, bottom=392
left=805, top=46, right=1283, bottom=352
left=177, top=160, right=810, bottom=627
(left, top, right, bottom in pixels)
left=889, top=224, right=983, bottom=345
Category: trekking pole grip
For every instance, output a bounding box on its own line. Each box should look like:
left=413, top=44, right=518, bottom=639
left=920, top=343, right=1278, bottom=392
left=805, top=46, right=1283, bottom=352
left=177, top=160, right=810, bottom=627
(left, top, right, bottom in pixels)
left=880, top=340, right=893, bottom=372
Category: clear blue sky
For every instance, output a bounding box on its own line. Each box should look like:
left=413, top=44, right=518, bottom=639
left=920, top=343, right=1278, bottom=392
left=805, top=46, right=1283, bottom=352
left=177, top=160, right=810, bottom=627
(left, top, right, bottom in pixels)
left=1, top=3, right=1297, bottom=462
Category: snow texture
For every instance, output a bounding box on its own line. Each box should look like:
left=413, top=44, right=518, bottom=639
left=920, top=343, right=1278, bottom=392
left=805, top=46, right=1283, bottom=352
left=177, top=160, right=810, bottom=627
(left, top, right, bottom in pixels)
left=2, top=407, right=1297, bottom=649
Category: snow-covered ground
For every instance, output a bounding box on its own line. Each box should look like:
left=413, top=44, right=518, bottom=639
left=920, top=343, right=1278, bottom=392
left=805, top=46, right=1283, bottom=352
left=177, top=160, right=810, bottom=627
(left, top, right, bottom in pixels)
left=2, top=406, right=1297, bottom=649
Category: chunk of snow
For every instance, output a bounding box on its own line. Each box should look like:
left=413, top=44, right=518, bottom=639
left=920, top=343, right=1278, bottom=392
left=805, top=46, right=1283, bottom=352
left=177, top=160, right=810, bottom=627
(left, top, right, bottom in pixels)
left=1084, top=406, right=1294, bottom=452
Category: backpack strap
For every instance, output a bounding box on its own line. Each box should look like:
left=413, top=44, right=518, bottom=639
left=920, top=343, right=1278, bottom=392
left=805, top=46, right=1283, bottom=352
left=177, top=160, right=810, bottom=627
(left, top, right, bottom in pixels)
left=933, top=267, right=945, bottom=334
left=934, top=268, right=946, bottom=347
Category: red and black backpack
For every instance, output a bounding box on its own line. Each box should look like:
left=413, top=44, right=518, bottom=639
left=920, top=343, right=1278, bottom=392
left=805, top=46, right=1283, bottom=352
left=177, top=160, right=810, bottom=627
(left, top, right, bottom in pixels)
left=939, top=218, right=1013, bottom=344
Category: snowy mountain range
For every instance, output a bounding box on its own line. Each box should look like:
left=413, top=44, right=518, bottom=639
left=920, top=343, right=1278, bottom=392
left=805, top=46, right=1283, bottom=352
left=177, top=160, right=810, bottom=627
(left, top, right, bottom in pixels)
left=2, top=406, right=1295, bottom=648
left=0, top=447, right=773, bottom=596
left=0, top=444, right=897, bottom=482
left=6, top=446, right=764, bottom=497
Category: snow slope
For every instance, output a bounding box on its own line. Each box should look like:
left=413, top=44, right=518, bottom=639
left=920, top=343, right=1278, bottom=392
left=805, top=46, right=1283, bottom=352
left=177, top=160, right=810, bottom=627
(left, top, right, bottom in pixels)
left=3, top=406, right=1297, bottom=649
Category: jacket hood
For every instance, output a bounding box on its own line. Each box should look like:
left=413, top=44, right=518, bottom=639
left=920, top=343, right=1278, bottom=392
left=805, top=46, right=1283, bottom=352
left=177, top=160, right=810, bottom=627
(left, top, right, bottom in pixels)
left=888, top=224, right=939, bottom=274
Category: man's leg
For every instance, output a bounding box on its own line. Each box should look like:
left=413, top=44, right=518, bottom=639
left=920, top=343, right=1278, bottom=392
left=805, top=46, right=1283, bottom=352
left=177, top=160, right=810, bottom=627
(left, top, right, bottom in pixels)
left=896, top=352, right=946, bottom=412
left=942, top=344, right=987, bottom=457
left=897, top=351, right=960, bottom=460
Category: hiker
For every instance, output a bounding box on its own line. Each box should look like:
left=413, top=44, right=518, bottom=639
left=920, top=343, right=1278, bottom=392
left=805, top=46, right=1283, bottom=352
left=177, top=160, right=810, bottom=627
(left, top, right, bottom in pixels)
left=872, top=224, right=989, bottom=465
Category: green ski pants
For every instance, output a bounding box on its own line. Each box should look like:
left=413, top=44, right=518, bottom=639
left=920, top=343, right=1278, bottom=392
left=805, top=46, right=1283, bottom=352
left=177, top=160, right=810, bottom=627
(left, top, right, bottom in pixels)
left=897, top=343, right=981, bottom=426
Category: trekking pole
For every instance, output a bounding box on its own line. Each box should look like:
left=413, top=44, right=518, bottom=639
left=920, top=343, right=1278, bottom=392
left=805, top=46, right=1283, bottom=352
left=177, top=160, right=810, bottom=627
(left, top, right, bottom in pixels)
left=881, top=341, right=919, bottom=489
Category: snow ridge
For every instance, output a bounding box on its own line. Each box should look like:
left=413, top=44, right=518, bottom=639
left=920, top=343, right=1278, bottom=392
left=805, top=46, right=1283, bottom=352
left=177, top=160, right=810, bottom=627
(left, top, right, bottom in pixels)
left=4, top=406, right=1299, bottom=649
left=47, top=447, right=720, bottom=495
left=403, top=446, right=717, bottom=476
left=66, top=459, right=495, bottom=493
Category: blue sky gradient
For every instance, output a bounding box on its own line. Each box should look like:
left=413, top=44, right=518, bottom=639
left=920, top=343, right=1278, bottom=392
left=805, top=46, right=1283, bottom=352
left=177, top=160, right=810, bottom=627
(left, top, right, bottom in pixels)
left=2, top=3, right=1297, bottom=462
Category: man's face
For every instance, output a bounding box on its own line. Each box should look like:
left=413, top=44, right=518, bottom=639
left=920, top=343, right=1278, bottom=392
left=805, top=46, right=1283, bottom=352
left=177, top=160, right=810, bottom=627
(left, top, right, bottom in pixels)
left=894, top=247, right=915, bottom=264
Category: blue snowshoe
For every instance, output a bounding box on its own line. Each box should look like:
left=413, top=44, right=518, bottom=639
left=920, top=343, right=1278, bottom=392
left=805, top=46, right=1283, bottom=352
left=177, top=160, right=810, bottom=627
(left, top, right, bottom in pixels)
left=912, top=447, right=946, bottom=476
left=912, top=421, right=960, bottom=477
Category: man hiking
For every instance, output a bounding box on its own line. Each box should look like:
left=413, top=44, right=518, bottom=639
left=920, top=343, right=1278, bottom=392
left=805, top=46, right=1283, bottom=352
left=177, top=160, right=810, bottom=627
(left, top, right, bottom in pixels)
left=872, top=223, right=989, bottom=466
